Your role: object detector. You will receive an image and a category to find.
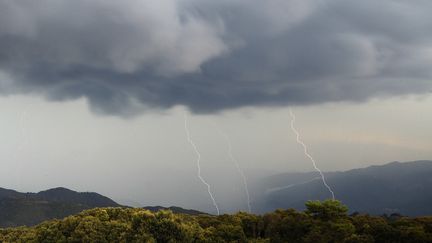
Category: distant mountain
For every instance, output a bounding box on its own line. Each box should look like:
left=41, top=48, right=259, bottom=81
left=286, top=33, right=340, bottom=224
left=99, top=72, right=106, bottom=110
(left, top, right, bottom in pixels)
left=0, top=187, right=211, bottom=227
left=253, top=160, right=432, bottom=216
left=3, top=160, right=431, bottom=227
left=0, top=187, right=120, bottom=227
left=143, top=206, right=207, bottom=215
left=36, top=187, right=119, bottom=207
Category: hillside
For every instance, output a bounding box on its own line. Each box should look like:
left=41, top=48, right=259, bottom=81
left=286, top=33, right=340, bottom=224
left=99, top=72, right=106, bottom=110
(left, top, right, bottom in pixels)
left=0, top=187, right=120, bottom=227
left=143, top=206, right=207, bottom=215
left=1, top=200, right=431, bottom=242
left=254, top=160, right=432, bottom=216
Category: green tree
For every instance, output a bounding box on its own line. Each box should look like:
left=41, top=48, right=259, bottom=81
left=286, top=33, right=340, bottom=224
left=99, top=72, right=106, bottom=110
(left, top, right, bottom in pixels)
left=305, top=200, right=349, bottom=221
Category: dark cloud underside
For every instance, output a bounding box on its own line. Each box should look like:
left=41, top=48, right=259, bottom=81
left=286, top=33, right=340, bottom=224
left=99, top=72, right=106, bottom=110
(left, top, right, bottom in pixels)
left=0, top=0, right=432, bottom=115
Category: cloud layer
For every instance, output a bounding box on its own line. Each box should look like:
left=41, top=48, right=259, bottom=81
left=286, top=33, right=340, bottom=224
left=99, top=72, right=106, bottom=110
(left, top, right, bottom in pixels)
left=1, top=0, right=432, bottom=115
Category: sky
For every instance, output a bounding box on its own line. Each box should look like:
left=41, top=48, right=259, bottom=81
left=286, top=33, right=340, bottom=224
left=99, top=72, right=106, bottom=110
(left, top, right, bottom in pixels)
left=0, top=0, right=432, bottom=213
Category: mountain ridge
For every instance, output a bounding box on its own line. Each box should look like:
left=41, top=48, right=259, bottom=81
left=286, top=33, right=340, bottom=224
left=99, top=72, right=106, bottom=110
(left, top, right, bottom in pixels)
left=0, top=187, right=208, bottom=227
left=254, top=160, right=432, bottom=216
left=0, top=187, right=120, bottom=227
left=1, top=160, right=432, bottom=227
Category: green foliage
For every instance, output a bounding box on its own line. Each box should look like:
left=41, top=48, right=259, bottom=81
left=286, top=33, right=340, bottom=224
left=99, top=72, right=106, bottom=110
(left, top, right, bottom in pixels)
left=305, top=200, right=349, bottom=220
left=1, top=201, right=432, bottom=242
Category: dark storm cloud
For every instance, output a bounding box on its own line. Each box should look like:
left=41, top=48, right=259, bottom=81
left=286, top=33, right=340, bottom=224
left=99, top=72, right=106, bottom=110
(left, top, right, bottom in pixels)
left=1, top=0, right=432, bottom=114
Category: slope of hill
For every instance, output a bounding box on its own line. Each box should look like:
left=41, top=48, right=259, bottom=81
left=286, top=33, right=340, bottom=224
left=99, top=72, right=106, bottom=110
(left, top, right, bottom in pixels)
left=0, top=187, right=120, bottom=227
left=254, top=160, right=432, bottom=216
left=143, top=206, right=207, bottom=215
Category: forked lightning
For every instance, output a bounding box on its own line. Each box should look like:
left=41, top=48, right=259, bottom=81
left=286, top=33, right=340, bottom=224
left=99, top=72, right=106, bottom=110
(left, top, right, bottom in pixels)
left=221, top=132, right=252, bottom=213
left=289, top=108, right=335, bottom=200
left=184, top=112, right=220, bottom=215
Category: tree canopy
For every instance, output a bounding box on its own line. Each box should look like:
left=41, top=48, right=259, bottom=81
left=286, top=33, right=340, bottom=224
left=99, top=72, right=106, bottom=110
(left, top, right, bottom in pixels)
left=1, top=200, right=431, bottom=242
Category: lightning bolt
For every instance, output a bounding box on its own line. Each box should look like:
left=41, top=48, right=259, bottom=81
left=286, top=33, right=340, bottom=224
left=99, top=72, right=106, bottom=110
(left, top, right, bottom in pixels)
left=183, top=112, right=220, bottom=215
left=289, top=108, right=335, bottom=200
left=265, top=176, right=321, bottom=194
left=221, top=131, right=252, bottom=213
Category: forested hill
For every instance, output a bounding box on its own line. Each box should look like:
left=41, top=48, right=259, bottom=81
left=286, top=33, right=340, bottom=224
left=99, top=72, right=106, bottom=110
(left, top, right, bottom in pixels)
left=1, top=200, right=431, bottom=242
left=0, top=187, right=120, bottom=227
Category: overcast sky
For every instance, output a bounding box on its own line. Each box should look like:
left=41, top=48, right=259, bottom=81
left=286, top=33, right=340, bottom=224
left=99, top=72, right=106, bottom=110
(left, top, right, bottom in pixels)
left=1, top=0, right=432, bottom=213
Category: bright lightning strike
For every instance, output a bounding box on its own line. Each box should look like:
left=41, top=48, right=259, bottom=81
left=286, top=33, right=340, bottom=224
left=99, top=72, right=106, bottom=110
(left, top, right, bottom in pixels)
left=265, top=176, right=321, bottom=194
left=289, top=108, right=335, bottom=200
left=221, top=132, right=252, bottom=213
left=183, top=112, right=220, bottom=215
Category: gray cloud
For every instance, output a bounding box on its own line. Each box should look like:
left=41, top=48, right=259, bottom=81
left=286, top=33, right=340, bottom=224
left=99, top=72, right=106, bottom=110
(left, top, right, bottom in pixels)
left=1, top=0, right=432, bottom=115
